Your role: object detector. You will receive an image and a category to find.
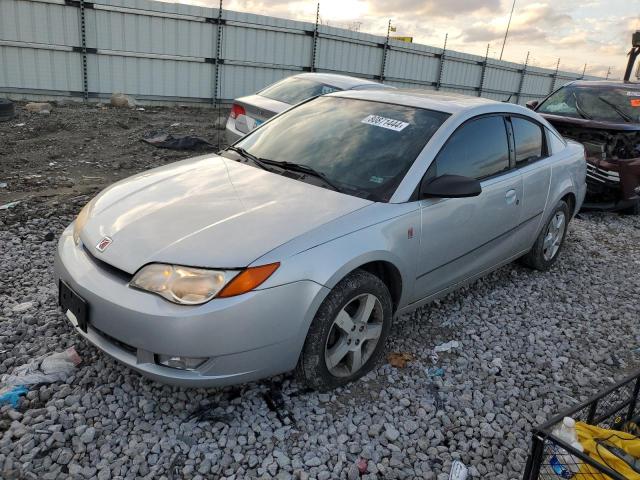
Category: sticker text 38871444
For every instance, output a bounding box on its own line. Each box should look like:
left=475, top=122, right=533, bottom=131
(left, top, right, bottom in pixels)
left=361, top=115, right=410, bottom=132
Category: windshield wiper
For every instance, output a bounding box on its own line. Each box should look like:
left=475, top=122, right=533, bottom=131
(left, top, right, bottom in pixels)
left=261, top=159, right=344, bottom=193
left=597, top=96, right=633, bottom=123
left=572, top=92, right=592, bottom=120
left=226, top=146, right=271, bottom=171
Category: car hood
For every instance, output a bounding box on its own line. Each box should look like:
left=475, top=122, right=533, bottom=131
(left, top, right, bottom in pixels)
left=80, top=155, right=371, bottom=273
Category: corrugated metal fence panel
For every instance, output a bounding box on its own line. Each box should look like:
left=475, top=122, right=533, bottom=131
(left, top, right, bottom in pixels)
left=87, top=54, right=213, bottom=99
left=386, top=42, right=440, bottom=85
left=0, top=0, right=601, bottom=103
left=0, top=45, right=83, bottom=93
left=0, top=0, right=80, bottom=46
left=86, top=7, right=217, bottom=58
left=442, top=50, right=483, bottom=90
left=316, top=26, right=382, bottom=77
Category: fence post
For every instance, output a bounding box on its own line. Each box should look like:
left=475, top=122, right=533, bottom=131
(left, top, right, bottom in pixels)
left=378, top=19, right=391, bottom=82
left=549, top=58, right=560, bottom=94
left=79, top=0, right=89, bottom=101
left=212, top=0, right=223, bottom=105
left=515, top=51, right=529, bottom=104
left=478, top=43, right=489, bottom=97
left=436, top=33, right=447, bottom=91
left=309, top=3, right=319, bottom=72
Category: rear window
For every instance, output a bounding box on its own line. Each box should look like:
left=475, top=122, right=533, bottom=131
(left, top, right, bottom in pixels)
left=259, top=77, right=341, bottom=105
left=538, top=85, right=640, bottom=123
left=236, top=96, right=450, bottom=201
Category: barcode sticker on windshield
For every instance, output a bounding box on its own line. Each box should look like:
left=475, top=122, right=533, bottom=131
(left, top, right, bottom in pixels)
left=361, top=115, right=409, bottom=132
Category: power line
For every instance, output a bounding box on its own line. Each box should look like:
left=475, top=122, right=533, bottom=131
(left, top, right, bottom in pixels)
left=500, top=0, right=516, bottom=60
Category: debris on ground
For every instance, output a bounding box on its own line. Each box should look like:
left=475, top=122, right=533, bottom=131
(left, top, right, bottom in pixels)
left=434, top=340, right=460, bottom=353
left=0, top=98, right=15, bottom=121
left=25, top=102, right=52, bottom=114
left=0, top=201, right=20, bottom=210
left=142, top=131, right=215, bottom=151
left=0, top=386, right=28, bottom=408
left=110, top=92, right=136, bottom=108
left=387, top=352, right=414, bottom=368
left=357, top=458, right=368, bottom=474
left=426, top=367, right=445, bottom=377
left=0, top=347, right=81, bottom=389
left=449, top=460, right=468, bottom=480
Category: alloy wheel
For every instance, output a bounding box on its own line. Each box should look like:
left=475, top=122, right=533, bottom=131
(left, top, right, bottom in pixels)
left=324, top=293, right=384, bottom=377
left=542, top=211, right=566, bottom=261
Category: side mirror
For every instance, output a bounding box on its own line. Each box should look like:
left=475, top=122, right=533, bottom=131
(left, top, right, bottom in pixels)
left=420, top=175, right=482, bottom=199
left=525, top=100, right=539, bottom=110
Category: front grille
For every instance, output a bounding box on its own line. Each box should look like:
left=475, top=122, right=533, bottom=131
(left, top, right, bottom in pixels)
left=586, top=163, right=620, bottom=186
left=92, top=326, right=137, bottom=355
left=82, top=246, right=132, bottom=282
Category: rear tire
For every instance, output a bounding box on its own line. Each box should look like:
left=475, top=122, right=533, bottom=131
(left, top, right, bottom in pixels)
left=296, top=269, right=392, bottom=391
left=620, top=199, right=640, bottom=216
left=520, top=200, right=571, bottom=271
left=0, top=99, right=15, bottom=122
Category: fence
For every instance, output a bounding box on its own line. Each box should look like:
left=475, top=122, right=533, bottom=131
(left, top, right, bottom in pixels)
left=0, top=0, right=600, bottom=106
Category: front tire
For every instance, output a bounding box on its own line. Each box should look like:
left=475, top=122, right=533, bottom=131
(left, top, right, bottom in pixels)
left=520, top=200, right=571, bottom=271
left=296, top=269, right=393, bottom=391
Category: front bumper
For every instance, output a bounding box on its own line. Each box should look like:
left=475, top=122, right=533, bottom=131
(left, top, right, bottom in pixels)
left=586, top=156, right=640, bottom=204
left=54, top=226, right=328, bottom=387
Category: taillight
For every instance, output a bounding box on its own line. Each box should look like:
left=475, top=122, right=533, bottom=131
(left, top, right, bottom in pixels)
left=230, top=103, right=246, bottom=119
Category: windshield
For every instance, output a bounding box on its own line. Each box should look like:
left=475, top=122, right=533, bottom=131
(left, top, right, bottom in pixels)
left=235, top=96, right=450, bottom=201
left=538, top=85, right=640, bottom=123
left=259, top=77, right=342, bottom=105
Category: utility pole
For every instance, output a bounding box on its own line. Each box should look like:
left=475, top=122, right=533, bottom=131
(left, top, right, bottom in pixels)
left=606, top=66, right=611, bottom=80
left=500, top=0, right=516, bottom=60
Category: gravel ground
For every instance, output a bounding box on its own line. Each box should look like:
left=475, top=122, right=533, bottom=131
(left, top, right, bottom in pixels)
left=1, top=103, right=640, bottom=480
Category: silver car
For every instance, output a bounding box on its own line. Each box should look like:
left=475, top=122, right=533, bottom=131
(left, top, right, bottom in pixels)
left=55, top=90, right=586, bottom=390
left=225, top=72, right=393, bottom=145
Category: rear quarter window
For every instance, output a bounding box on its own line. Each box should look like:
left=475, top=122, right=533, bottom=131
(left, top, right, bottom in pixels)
left=546, top=128, right=567, bottom=154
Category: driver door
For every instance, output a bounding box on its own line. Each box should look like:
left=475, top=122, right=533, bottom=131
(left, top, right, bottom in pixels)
left=411, top=115, right=523, bottom=302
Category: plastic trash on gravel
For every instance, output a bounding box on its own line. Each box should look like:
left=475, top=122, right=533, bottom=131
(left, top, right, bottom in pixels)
left=0, top=386, right=29, bottom=408
left=449, top=460, right=468, bottom=480
left=0, top=347, right=82, bottom=392
left=434, top=340, right=460, bottom=353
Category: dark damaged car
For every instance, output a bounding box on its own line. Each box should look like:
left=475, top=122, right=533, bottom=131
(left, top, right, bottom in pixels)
left=528, top=81, right=640, bottom=212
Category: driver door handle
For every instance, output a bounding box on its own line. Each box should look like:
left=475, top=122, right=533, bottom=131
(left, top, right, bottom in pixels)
left=505, top=189, right=519, bottom=205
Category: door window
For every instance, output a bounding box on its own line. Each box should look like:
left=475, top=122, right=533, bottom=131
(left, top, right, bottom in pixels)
left=512, top=117, right=544, bottom=164
left=433, top=116, right=510, bottom=180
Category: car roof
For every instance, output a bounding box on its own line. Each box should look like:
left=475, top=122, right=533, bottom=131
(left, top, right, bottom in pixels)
left=329, top=88, right=505, bottom=114
left=293, top=72, right=390, bottom=90
left=565, top=80, right=640, bottom=89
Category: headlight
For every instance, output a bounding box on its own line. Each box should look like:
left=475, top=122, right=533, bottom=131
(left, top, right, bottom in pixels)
left=130, top=264, right=230, bottom=305
left=130, top=262, right=280, bottom=305
left=73, top=198, right=95, bottom=245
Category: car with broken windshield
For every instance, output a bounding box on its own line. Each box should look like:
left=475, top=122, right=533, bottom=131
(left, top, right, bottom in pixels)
left=56, top=89, right=586, bottom=390
left=529, top=81, right=640, bottom=213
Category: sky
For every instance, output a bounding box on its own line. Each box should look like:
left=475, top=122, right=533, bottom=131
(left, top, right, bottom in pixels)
left=173, top=0, right=640, bottom=79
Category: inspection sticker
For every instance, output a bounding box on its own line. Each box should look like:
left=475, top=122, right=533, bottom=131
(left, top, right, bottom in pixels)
left=361, top=115, right=409, bottom=131
left=626, top=91, right=640, bottom=96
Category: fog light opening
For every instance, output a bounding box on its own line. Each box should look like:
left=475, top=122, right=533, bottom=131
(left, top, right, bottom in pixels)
left=155, top=354, right=207, bottom=371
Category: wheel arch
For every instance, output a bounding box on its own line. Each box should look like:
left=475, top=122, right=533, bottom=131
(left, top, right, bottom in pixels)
left=323, top=252, right=409, bottom=314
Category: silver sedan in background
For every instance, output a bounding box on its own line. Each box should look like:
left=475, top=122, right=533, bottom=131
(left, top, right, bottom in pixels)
left=56, top=90, right=586, bottom=390
left=225, top=72, right=393, bottom=144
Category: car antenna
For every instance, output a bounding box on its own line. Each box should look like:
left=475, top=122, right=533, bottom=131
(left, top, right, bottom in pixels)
left=503, top=93, right=514, bottom=103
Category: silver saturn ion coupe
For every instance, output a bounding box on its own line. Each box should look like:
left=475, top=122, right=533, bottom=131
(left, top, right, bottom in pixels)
left=55, top=89, right=586, bottom=391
